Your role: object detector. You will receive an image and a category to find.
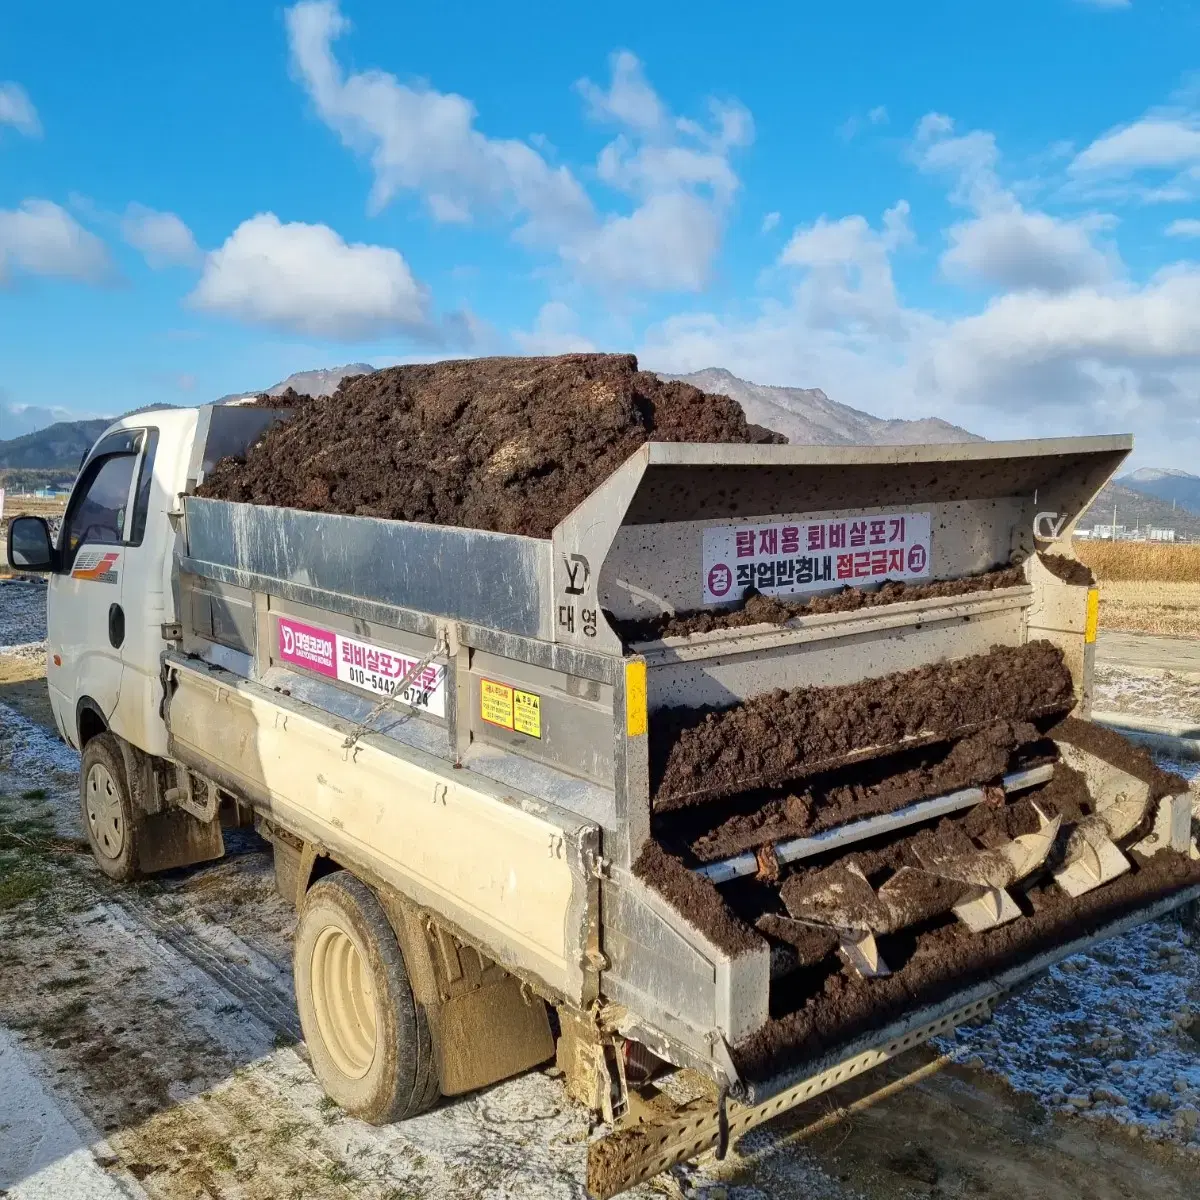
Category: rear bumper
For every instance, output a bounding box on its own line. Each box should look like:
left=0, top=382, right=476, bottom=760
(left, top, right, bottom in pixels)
left=587, top=882, right=1200, bottom=1198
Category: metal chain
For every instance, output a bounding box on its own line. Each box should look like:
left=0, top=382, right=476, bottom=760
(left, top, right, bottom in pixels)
left=341, top=632, right=447, bottom=751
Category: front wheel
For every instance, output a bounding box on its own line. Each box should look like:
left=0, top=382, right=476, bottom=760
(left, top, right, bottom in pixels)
left=293, top=871, right=440, bottom=1123
left=79, top=732, right=139, bottom=882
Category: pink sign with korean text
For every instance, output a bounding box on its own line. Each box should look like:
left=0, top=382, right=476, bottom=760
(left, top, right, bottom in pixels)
left=701, top=511, right=932, bottom=604
left=276, top=616, right=447, bottom=717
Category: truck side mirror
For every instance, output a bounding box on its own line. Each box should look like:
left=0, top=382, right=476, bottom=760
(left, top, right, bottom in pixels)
left=7, top=515, right=56, bottom=572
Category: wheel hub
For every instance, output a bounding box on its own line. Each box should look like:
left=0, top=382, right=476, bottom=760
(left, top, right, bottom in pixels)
left=85, top=762, right=125, bottom=861
left=310, top=926, right=378, bottom=1079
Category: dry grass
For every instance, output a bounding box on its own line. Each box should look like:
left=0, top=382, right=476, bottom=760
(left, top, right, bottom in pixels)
left=0, top=496, right=67, bottom=579
left=1076, top=539, right=1200, bottom=583
left=1092, top=580, right=1200, bottom=637
left=1073, top=541, right=1200, bottom=634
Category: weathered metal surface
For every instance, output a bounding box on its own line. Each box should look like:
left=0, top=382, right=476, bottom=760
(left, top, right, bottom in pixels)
left=587, top=996, right=997, bottom=1199
left=165, top=654, right=599, bottom=1004
left=600, top=868, right=770, bottom=1050
left=697, top=764, right=1056, bottom=884
left=642, top=589, right=1030, bottom=711
left=184, top=497, right=554, bottom=640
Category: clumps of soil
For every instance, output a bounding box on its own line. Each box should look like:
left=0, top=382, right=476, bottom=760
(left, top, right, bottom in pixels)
left=198, top=354, right=783, bottom=539
left=246, top=386, right=319, bottom=410
left=1050, top=715, right=1188, bottom=799
left=734, top=847, right=1200, bottom=1082
left=681, top=719, right=1041, bottom=863
left=631, top=840, right=761, bottom=959
left=618, top=565, right=1028, bottom=643
left=651, top=642, right=1076, bottom=810
left=1037, top=552, right=1095, bottom=586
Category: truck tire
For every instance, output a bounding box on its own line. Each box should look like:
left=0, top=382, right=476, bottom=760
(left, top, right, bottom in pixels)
left=293, top=871, right=440, bottom=1123
left=80, top=732, right=139, bottom=882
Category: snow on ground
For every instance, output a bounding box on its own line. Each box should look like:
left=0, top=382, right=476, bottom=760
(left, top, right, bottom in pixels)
left=0, top=577, right=47, bottom=651
left=0, top=1027, right=138, bottom=1200
left=941, top=917, right=1200, bottom=1144
left=940, top=743, right=1200, bottom=1147
left=0, top=699, right=78, bottom=779
left=1094, top=663, right=1200, bottom=725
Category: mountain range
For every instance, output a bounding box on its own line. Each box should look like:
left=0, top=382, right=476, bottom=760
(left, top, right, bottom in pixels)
left=661, top=367, right=980, bottom=446
left=3, top=363, right=1197, bottom=541
left=1115, top=467, right=1200, bottom=517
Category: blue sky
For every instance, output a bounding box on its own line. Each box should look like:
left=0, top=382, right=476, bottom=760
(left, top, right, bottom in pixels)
left=3, top=0, right=1200, bottom=468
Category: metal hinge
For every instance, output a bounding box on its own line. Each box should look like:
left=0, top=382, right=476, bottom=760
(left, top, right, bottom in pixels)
left=160, top=622, right=183, bottom=642
left=585, top=848, right=610, bottom=879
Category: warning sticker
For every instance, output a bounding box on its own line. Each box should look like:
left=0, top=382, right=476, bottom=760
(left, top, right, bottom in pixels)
left=702, top=511, right=933, bottom=604
left=513, top=689, right=542, bottom=738
left=481, top=680, right=542, bottom=738
left=481, top=679, right=514, bottom=729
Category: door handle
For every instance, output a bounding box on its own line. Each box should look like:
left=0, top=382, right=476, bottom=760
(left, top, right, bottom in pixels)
left=108, top=603, right=125, bottom=649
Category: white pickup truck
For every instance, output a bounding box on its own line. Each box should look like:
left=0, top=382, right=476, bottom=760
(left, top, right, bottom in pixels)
left=9, top=401, right=1199, bottom=1197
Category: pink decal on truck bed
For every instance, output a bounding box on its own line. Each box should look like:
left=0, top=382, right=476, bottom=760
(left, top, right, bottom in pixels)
left=277, top=617, right=337, bottom=678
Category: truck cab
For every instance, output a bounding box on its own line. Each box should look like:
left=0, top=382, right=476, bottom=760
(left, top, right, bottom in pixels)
left=40, top=408, right=198, bottom=758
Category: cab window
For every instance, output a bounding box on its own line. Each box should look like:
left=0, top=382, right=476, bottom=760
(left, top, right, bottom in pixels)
left=61, top=452, right=137, bottom=566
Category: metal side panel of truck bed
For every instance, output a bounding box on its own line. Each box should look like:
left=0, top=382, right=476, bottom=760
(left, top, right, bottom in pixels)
left=163, top=652, right=601, bottom=1005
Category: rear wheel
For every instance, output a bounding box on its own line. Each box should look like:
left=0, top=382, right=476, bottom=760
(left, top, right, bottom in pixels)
left=293, top=871, right=440, bottom=1123
left=80, top=732, right=139, bottom=882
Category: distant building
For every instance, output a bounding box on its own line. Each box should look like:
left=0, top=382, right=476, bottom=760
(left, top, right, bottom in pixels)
left=1148, top=528, right=1177, bottom=542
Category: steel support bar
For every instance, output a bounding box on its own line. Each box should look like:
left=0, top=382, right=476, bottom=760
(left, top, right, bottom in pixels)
left=698, top=764, right=1055, bottom=885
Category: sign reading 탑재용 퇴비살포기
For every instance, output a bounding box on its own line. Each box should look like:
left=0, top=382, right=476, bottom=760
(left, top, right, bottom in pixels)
left=275, top=615, right=447, bottom=717
left=701, top=512, right=933, bottom=604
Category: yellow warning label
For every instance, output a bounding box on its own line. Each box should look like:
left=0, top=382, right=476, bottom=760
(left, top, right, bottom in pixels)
left=514, top=689, right=542, bottom=738
left=481, top=679, right=514, bottom=729
left=1085, top=588, right=1100, bottom=644
left=625, top=660, right=648, bottom=738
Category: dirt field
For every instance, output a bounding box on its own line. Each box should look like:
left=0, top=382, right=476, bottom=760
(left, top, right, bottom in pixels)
left=4, top=586, right=1200, bottom=1199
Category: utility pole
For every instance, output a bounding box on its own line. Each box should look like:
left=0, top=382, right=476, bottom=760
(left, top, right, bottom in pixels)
left=1112, top=505, right=1117, bottom=541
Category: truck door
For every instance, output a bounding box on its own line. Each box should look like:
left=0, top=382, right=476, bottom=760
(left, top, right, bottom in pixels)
left=48, top=428, right=150, bottom=746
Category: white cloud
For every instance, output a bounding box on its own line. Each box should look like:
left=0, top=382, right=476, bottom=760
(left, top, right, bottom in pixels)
left=285, top=1, right=591, bottom=240
left=188, top=213, right=431, bottom=339
left=577, top=50, right=667, bottom=134
left=0, top=199, right=111, bottom=283
left=913, top=114, right=1002, bottom=210
left=761, top=211, right=780, bottom=233
left=841, top=106, right=890, bottom=141
left=1071, top=118, right=1200, bottom=174
left=285, top=2, right=750, bottom=294
left=577, top=55, right=751, bottom=288
left=637, top=108, right=1200, bottom=471
left=639, top=118, right=1200, bottom=465
left=942, top=208, right=1115, bottom=291
left=513, top=301, right=598, bottom=354
left=121, top=203, right=202, bottom=268
left=927, top=270, right=1200, bottom=396
left=915, top=113, right=1117, bottom=293
left=773, top=202, right=914, bottom=337
left=1166, top=218, right=1200, bottom=237
left=0, top=82, right=40, bottom=137
left=640, top=246, right=1200, bottom=468
left=563, top=192, right=722, bottom=292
